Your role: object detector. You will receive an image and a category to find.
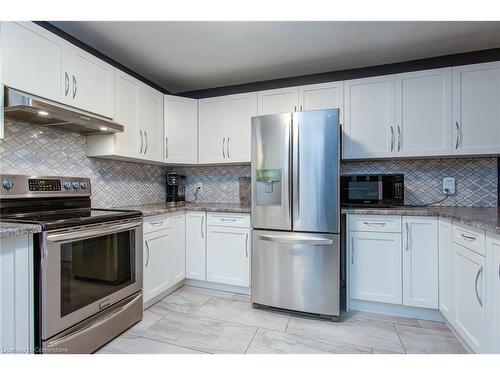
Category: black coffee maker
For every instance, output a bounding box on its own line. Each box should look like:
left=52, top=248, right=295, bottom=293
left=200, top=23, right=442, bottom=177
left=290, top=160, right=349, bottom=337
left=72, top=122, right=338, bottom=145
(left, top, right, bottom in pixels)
left=166, top=173, right=186, bottom=203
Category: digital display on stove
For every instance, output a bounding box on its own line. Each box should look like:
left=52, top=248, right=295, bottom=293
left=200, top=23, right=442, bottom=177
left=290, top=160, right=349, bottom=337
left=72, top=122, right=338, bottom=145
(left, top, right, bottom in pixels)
left=28, top=179, right=61, bottom=192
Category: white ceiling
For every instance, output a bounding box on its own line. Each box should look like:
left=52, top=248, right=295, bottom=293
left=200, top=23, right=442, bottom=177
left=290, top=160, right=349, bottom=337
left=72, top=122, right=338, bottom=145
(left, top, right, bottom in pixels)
left=50, top=21, right=500, bottom=93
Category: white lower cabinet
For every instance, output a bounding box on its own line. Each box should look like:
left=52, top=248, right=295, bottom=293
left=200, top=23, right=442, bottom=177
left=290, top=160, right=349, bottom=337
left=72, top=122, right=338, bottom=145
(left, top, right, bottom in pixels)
left=185, top=211, right=207, bottom=281
left=0, top=235, right=34, bottom=353
left=206, top=214, right=250, bottom=287
left=349, top=230, right=402, bottom=304
left=143, top=213, right=185, bottom=305
left=402, top=217, right=439, bottom=309
left=438, top=218, right=454, bottom=321
left=453, top=242, right=485, bottom=353
left=486, top=232, right=500, bottom=353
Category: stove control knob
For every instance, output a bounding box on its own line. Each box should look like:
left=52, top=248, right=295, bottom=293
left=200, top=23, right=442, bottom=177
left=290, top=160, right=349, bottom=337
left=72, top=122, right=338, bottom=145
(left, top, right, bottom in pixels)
left=63, top=182, right=72, bottom=189
left=80, top=182, right=87, bottom=189
left=2, top=180, right=14, bottom=190
left=72, top=182, right=80, bottom=189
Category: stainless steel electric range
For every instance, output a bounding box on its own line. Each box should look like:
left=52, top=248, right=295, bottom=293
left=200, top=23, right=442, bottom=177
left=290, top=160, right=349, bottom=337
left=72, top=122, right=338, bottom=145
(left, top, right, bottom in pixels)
left=0, top=174, right=144, bottom=354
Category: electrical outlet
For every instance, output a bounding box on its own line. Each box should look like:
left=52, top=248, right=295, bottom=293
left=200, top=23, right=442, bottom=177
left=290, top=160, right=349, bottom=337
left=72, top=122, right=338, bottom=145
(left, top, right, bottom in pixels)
left=442, top=177, right=456, bottom=195
left=196, top=182, right=203, bottom=190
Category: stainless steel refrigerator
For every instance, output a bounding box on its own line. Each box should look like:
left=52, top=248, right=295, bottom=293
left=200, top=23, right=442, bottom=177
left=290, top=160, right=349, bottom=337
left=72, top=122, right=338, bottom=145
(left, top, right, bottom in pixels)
left=251, top=109, right=340, bottom=320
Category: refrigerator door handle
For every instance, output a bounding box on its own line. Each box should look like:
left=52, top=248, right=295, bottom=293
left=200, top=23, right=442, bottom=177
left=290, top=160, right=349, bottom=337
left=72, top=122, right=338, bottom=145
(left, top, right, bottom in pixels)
left=257, top=234, right=333, bottom=246
left=292, top=118, right=300, bottom=221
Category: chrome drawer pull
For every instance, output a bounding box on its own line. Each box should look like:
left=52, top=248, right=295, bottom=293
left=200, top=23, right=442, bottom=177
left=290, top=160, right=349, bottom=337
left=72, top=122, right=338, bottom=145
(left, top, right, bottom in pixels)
left=220, top=218, right=237, bottom=222
left=149, top=221, right=164, bottom=226
left=461, top=234, right=477, bottom=241
left=363, top=222, right=386, bottom=227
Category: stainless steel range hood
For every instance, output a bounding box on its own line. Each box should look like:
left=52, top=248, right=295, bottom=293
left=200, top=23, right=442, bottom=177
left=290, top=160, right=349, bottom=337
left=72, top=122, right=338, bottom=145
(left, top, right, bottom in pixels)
left=3, top=87, right=123, bottom=135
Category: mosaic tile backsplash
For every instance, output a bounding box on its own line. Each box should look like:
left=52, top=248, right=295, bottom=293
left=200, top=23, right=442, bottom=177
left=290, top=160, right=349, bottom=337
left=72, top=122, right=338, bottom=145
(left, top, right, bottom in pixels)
left=1, top=120, right=497, bottom=208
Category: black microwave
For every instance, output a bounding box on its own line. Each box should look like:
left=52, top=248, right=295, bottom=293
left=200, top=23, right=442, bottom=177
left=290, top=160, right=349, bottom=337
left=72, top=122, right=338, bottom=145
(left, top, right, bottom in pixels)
left=341, top=174, right=404, bottom=207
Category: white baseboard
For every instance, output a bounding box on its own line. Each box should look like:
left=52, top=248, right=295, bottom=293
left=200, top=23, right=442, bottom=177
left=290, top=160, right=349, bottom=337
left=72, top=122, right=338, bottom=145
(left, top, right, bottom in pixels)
left=349, top=299, right=445, bottom=322
left=184, top=279, right=251, bottom=295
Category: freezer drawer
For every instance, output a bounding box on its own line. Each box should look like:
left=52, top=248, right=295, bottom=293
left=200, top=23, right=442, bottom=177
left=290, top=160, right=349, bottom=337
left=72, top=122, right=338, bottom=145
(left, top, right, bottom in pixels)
left=251, top=229, right=340, bottom=317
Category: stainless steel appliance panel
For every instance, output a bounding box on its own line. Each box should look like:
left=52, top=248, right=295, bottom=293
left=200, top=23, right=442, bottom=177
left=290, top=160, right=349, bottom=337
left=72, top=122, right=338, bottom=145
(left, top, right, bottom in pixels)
left=292, top=109, right=340, bottom=233
left=41, top=218, right=143, bottom=340
left=251, top=229, right=340, bottom=317
left=251, top=113, right=292, bottom=231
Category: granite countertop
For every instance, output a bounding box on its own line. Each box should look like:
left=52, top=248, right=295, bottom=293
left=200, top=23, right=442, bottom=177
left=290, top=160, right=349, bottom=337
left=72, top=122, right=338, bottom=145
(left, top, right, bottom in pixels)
left=0, top=222, right=42, bottom=239
left=118, top=202, right=252, bottom=217
left=342, top=206, right=500, bottom=235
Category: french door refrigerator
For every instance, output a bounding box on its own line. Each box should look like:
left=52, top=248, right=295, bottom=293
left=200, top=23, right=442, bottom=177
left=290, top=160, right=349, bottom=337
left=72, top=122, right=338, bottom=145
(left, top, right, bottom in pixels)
left=251, top=109, right=340, bottom=320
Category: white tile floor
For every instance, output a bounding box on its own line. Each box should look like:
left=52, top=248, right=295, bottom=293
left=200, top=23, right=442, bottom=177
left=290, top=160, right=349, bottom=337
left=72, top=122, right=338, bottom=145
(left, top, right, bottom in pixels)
left=96, top=286, right=467, bottom=354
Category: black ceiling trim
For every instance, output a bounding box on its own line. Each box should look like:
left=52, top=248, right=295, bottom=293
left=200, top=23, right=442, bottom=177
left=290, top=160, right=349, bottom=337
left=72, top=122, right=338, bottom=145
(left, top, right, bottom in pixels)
left=178, top=47, right=500, bottom=99
left=35, top=21, right=171, bottom=95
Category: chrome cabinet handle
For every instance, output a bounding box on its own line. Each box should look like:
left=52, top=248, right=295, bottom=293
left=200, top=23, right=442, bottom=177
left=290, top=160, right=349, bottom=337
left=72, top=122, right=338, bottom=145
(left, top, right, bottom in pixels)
left=294, top=105, right=297, bottom=112
left=245, top=233, right=249, bottom=257
left=139, top=130, right=144, bottom=154
left=200, top=215, right=204, bottom=239
left=149, top=221, right=164, bottom=226
left=72, top=75, right=77, bottom=99
left=363, top=221, right=386, bottom=227
left=222, top=137, right=226, bottom=158
left=220, top=218, right=237, bottom=222
left=405, top=222, right=410, bottom=251
left=64, top=72, right=70, bottom=96
left=299, top=105, right=303, bottom=111
left=455, top=122, right=460, bottom=149
left=145, top=240, right=150, bottom=268
left=227, top=137, right=230, bottom=158
left=397, top=126, right=402, bottom=152
left=461, top=233, right=477, bottom=241
left=475, top=265, right=483, bottom=307
left=165, top=137, right=168, bottom=159
left=390, top=126, right=394, bottom=151
left=351, top=237, right=354, bottom=264
left=144, top=131, right=148, bottom=154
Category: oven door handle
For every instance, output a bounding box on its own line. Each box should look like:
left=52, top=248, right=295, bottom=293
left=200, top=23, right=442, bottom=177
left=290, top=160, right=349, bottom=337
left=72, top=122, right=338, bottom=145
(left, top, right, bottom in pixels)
left=46, top=220, right=142, bottom=243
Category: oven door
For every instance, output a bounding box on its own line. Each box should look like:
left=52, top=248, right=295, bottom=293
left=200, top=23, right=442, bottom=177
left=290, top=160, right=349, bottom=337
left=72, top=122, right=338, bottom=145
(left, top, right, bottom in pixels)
left=41, top=218, right=143, bottom=340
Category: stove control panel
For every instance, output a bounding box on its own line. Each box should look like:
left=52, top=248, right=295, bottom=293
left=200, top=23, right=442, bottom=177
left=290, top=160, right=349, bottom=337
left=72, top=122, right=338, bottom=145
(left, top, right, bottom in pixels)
left=1, top=175, right=91, bottom=198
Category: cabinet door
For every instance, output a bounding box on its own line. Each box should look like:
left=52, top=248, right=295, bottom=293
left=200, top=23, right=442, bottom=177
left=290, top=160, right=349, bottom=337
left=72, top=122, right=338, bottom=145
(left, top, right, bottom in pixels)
left=206, top=226, right=250, bottom=287
left=114, top=71, right=141, bottom=157
left=344, top=75, right=395, bottom=159
left=257, top=87, right=298, bottom=115
left=453, top=243, right=485, bottom=353
left=143, top=230, right=169, bottom=304
left=164, top=95, right=198, bottom=164
left=298, top=81, right=344, bottom=118
left=349, top=231, right=402, bottom=304
left=395, top=68, right=452, bottom=157
left=198, top=97, right=228, bottom=163
left=402, top=217, right=439, bottom=309
left=169, top=214, right=186, bottom=287
left=439, top=218, right=453, bottom=321
left=226, top=92, right=258, bottom=163
left=487, top=233, right=500, bottom=353
left=185, top=212, right=206, bottom=281
left=141, top=85, right=164, bottom=162
left=1, top=22, right=63, bottom=102
left=453, top=62, right=500, bottom=155
left=62, top=46, right=115, bottom=118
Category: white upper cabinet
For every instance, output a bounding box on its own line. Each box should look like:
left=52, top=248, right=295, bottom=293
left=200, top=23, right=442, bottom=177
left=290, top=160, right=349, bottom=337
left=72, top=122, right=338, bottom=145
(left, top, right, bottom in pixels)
left=343, top=75, right=395, bottom=159
left=199, top=92, right=257, bottom=164
left=112, top=71, right=142, bottom=157
left=140, top=85, right=164, bottom=162
left=61, top=45, right=115, bottom=118
left=402, top=217, right=439, bottom=309
left=395, top=68, right=452, bottom=157
left=1, top=22, right=63, bottom=102
left=298, top=81, right=344, bottom=117
left=453, top=61, right=500, bottom=155
left=164, top=95, right=198, bottom=164
left=257, top=87, right=299, bottom=115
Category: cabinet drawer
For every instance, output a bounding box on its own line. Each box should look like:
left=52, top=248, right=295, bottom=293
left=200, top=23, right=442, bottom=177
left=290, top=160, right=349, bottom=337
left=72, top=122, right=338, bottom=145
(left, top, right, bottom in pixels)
left=453, top=223, right=485, bottom=256
left=348, top=215, right=401, bottom=233
left=143, top=214, right=172, bottom=234
left=207, top=212, right=250, bottom=228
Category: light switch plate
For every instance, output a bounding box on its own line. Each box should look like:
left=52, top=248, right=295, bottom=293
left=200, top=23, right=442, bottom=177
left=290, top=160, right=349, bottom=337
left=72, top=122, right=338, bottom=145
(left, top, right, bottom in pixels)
left=443, top=177, right=456, bottom=195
